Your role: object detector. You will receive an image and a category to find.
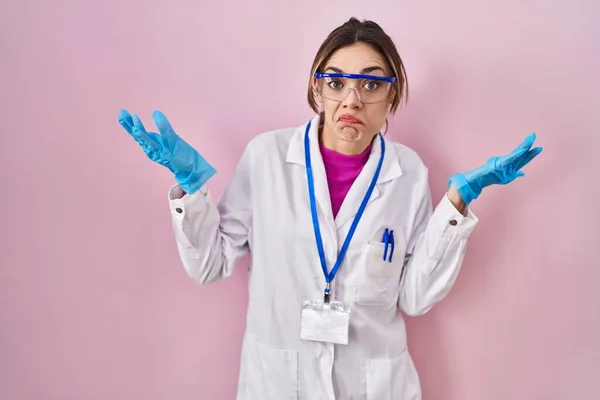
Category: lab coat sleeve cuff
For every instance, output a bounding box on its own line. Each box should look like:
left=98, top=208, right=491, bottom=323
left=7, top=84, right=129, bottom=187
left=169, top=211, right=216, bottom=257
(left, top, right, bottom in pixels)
left=415, top=194, right=479, bottom=274
left=168, top=184, right=210, bottom=220
left=432, top=194, right=478, bottom=238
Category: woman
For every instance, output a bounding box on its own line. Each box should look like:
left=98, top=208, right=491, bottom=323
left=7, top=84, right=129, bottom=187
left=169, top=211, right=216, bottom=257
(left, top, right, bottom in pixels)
left=118, top=17, right=541, bottom=400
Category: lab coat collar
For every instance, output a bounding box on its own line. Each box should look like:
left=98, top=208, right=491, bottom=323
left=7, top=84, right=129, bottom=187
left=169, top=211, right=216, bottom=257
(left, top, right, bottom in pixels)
left=286, top=114, right=403, bottom=230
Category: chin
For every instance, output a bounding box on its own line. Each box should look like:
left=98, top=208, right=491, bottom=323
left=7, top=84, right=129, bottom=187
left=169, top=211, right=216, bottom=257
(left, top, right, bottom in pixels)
left=336, top=125, right=365, bottom=142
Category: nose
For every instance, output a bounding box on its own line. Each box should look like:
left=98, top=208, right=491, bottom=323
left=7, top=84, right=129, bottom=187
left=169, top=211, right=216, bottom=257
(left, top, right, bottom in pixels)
left=341, top=88, right=363, bottom=109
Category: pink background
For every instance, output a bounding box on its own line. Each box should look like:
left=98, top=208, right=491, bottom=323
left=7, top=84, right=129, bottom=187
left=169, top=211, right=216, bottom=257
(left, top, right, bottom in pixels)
left=1, top=0, right=598, bottom=399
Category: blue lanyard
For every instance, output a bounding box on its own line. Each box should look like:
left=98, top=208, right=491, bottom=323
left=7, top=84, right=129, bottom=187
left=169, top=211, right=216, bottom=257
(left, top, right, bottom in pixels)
left=304, top=120, right=386, bottom=302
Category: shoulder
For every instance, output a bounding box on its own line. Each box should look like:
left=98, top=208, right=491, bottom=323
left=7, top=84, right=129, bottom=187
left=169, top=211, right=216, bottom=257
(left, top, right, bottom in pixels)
left=386, top=139, right=429, bottom=178
left=242, top=123, right=302, bottom=158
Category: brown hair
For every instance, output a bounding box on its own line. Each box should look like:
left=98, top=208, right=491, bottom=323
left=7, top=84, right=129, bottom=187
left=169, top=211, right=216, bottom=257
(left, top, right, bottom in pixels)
left=307, top=17, right=408, bottom=114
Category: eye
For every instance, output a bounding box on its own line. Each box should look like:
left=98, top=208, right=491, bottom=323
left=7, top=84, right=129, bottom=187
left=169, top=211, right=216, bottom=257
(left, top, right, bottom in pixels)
left=326, top=79, right=343, bottom=90
left=363, top=80, right=379, bottom=91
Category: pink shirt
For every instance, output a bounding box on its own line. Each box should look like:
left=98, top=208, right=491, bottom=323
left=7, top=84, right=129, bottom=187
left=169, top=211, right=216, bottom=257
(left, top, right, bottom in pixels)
left=319, top=143, right=373, bottom=218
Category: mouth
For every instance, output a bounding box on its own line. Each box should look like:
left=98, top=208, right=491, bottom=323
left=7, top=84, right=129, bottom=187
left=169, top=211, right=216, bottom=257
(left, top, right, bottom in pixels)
left=338, top=114, right=362, bottom=124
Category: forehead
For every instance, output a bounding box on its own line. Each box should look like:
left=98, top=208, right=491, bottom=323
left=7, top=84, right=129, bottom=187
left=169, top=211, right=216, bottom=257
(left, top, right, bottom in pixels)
left=324, top=42, right=389, bottom=74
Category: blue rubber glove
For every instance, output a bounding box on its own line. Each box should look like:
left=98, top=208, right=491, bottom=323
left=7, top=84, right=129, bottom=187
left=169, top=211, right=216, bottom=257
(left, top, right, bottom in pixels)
left=448, top=133, right=542, bottom=205
left=118, top=109, right=216, bottom=194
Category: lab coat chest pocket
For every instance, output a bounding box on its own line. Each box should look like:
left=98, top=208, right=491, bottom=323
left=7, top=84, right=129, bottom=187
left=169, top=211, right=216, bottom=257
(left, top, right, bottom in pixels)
left=355, top=225, right=406, bottom=306
left=238, top=334, right=299, bottom=400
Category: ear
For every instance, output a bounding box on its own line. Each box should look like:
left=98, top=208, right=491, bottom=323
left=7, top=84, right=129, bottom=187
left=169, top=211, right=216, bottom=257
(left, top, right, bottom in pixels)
left=388, top=86, right=396, bottom=105
left=312, top=77, right=323, bottom=104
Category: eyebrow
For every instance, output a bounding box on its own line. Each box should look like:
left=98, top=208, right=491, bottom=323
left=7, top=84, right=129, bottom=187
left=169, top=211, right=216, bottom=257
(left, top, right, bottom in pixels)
left=324, top=66, right=386, bottom=74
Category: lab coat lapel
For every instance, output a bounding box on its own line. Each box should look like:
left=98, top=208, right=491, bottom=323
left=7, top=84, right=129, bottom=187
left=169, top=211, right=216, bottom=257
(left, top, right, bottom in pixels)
left=285, top=115, right=335, bottom=226
left=307, top=118, right=335, bottom=224
left=334, top=134, right=403, bottom=230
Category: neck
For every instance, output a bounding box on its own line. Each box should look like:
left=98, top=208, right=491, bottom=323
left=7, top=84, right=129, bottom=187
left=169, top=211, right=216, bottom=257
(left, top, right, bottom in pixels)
left=319, top=125, right=374, bottom=156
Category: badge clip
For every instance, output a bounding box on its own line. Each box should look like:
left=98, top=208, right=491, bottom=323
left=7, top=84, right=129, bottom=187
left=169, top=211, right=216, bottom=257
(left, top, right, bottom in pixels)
left=324, top=282, right=331, bottom=304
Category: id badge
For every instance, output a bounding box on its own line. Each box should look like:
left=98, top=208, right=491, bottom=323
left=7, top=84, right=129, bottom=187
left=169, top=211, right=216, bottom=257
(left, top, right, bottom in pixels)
left=300, top=299, right=351, bottom=345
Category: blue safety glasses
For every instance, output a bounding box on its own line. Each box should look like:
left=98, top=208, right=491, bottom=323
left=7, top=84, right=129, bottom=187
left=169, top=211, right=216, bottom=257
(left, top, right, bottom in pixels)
left=315, top=72, right=396, bottom=104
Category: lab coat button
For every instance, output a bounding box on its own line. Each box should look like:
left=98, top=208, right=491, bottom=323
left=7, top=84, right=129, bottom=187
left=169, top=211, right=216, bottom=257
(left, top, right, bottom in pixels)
left=175, top=207, right=183, bottom=213
left=449, top=219, right=457, bottom=226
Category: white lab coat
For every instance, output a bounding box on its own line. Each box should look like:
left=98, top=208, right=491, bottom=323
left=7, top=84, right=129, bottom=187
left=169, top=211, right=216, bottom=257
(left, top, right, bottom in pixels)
left=167, top=114, right=478, bottom=399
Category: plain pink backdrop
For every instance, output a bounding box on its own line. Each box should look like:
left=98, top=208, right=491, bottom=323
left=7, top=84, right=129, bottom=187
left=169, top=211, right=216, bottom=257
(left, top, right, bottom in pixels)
left=1, top=0, right=598, bottom=399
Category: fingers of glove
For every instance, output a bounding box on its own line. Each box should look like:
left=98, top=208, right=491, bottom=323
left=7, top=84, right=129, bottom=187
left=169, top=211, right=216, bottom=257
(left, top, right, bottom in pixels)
left=131, top=113, right=148, bottom=134
left=152, top=110, right=179, bottom=149
left=496, top=148, right=528, bottom=169
left=143, top=132, right=164, bottom=159
left=493, top=169, right=521, bottom=185
left=494, top=133, right=536, bottom=167
left=131, top=114, right=161, bottom=153
left=131, top=114, right=151, bottom=142
left=118, top=109, right=135, bottom=134
left=516, top=147, right=543, bottom=170
left=513, top=132, right=537, bottom=154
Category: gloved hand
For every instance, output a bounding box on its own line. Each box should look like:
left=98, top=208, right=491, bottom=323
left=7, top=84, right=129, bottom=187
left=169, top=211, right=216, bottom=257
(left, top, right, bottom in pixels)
left=448, top=133, right=542, bottom=205
left=118, top=109, right=216, bottom=194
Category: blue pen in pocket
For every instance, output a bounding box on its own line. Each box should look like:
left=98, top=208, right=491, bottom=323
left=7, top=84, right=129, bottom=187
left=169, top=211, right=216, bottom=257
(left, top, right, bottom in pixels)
left=381, top=228, right=395, bottom=262
left=388, top=230, right=395, bottom=262
left=382, top=228, right=389, bottom=261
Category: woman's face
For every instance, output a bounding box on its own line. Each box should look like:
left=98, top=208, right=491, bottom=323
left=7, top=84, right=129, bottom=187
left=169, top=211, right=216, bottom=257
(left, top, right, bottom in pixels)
left=313, top=42, right=394, bottom=154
